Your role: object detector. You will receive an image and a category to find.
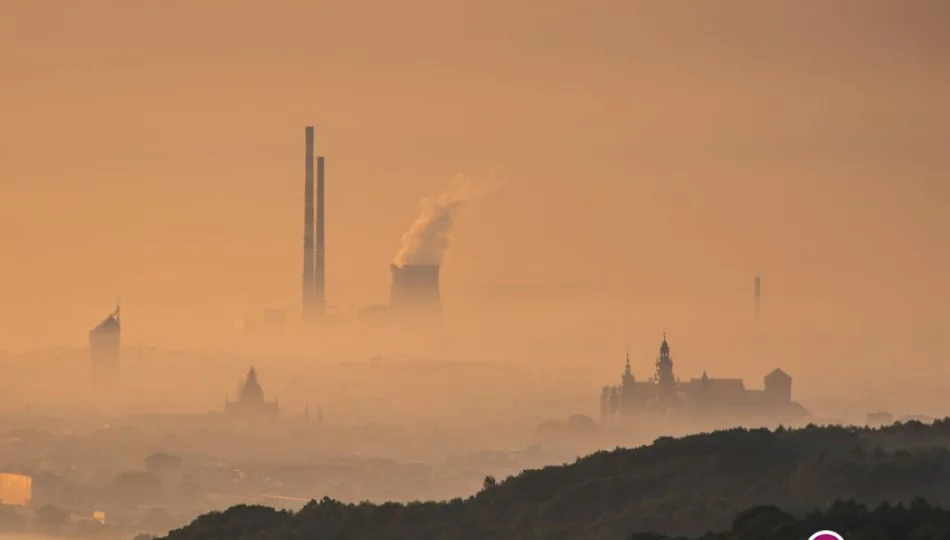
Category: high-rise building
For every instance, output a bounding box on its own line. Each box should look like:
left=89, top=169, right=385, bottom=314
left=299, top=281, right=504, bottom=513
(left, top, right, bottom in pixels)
left=90, top=302, right=121, bottom=376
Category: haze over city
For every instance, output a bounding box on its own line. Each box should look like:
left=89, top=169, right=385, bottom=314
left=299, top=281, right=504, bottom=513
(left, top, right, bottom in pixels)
left=1, top=2, right=949, bottom=539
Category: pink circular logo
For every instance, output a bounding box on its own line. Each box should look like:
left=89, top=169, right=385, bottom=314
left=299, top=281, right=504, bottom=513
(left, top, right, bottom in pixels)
left=809, top=532, right=843, bottom=540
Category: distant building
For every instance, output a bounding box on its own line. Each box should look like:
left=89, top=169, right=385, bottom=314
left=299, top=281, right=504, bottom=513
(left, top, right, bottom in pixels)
left=145, top=452, right=183, bottom=491
left=89, top=303, right=121, bottom=376
left=867, top=411, right=894, bottom=426
left=226, top=367, right=279, bottom=419
left=600, top=335, right=810, bottom=426
left=0, top=472, right=32, bottom=506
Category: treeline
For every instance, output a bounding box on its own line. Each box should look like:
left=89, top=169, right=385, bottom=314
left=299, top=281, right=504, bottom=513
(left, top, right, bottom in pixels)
left=657, top=498, right=950, bottom=540
left=161, top=498, right=950, bottom=540
left=161, top=420, right=950, bottom=540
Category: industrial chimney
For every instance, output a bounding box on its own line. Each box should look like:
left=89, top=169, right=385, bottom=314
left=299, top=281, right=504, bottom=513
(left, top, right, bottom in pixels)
left=754, top=275, right=762, bottom=330
left=302, top=127, right=316, bottom=321
left=315, top=156, right=326, bottom=315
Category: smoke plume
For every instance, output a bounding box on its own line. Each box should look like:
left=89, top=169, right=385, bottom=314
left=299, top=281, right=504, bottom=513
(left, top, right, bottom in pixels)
left=394, top=173, right=496, bottom=266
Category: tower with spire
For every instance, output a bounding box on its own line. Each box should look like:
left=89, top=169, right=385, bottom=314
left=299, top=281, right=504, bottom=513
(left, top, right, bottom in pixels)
left=621, top=348, right=635, bottom=388
left=653, top=333, right=679, bottom=409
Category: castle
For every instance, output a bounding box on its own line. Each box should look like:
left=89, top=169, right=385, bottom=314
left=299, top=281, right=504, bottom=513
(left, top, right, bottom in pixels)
left=600, top=335, right=810, bottom=426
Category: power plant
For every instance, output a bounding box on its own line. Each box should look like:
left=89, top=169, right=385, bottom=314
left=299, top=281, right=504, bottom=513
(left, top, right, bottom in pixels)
left=302, top=126, right=326, bottom=322
left=302, top=126, right=455, bottom=331
left=389, top=264, right=442, bottom=316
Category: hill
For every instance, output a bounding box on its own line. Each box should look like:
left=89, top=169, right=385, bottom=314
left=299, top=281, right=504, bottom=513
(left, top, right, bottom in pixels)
left=162, top=420, right=950, bottom=540
left=160, top=498, right=950, bottom=540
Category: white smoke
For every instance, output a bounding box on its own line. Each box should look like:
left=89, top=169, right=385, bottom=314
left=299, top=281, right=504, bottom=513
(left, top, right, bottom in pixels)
left=393, top=172, right=499, bottom=266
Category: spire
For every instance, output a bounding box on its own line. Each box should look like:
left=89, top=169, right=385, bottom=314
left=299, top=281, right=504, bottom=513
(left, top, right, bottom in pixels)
left=654, top=332, right=675, bottom=390
left=622, top=347, right=634, bottom=384
left=239, top=366, right=264, bottom=403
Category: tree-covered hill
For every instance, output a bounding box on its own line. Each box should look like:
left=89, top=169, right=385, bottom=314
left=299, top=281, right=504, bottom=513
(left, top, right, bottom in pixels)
left=162, top=420, right=950, bottom=540
left=161, top=498, right=950, bottom=540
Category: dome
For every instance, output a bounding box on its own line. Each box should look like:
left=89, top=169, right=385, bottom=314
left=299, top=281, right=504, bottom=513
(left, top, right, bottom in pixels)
left=239, top=367, right=265, bottom=403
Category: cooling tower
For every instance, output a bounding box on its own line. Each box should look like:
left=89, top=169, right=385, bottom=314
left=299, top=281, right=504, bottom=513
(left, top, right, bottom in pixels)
left=389, top=264, right=442, bottom=315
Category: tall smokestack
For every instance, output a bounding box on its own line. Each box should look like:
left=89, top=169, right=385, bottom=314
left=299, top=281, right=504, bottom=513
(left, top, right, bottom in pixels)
left=315, top=156, right=326, bottom=315
left=302, top=127, right=315, bottom=321
left=754, top=275, right=762, bottom=331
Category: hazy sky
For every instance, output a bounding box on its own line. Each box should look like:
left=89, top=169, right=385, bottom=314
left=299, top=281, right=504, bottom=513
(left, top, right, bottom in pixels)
left=2, top=0, right=948, bottom=355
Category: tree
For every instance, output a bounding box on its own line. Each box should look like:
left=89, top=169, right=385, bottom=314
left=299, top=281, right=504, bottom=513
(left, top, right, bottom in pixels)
left=141, top=506, right=177, bottom=533
left=34, top=504, right=69, bottom=530
left=482, top=475, right=497, bottom=490
left=730, top=505, right=795, bottom=540
left=0, top=504, right=24, bottom=531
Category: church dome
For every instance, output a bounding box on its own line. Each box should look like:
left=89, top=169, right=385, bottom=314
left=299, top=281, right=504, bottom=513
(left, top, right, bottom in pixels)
left=239, top=367, right=265, bottom=403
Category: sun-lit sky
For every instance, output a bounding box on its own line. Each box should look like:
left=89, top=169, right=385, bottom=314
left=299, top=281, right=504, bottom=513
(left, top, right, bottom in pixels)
left=1, top=0, right=948, bottom=376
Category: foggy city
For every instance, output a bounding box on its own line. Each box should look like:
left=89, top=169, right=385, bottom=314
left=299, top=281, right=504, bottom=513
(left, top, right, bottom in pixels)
left=1, top=1, right=949, bottom=539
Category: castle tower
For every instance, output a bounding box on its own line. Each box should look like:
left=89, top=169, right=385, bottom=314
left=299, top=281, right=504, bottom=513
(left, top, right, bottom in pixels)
left=653, top=333, right=679, bottom=408
left=619, top=348, right=637, bottom=419
left=764, top=368, right=792, bottom=404
left=621, top=348, right=635, bottom=388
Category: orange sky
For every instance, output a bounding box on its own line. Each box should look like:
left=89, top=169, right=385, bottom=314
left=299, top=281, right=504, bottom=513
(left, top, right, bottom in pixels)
left=1, top=0, right=948, bottom=367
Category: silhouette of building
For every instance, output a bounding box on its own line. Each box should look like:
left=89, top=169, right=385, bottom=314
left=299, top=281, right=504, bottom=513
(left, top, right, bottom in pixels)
left=226, top=367, right=279, bottom=419
left=89, top=302, right=121, bottom=376
left=867, top=411, right=894, bottom=426
left=601, top=335, right=810, bottom=426
left=653, top=334, right=679, bottom=409
left=0, top=472, right=32, bottom=506
left=763, top=367, right=792, bottom=404
left=389, top=264, right=442, bottom=317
